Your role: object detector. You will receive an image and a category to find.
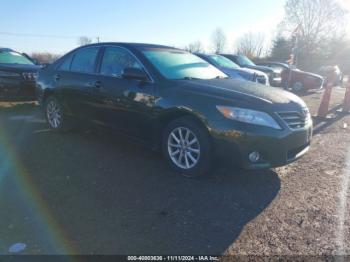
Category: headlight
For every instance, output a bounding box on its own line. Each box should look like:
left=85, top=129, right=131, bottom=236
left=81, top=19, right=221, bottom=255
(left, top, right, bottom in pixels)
left=0, top=70, right=20, bottom=77
left=216, top=106, right=282, bottom=129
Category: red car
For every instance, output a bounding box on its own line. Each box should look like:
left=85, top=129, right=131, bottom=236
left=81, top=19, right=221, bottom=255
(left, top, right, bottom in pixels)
left=257, top=62, right=324, bottom=92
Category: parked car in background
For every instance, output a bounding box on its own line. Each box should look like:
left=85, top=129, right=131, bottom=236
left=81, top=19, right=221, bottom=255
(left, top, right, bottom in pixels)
left=195, top=53, right=269, bottom=85
left=37, top=43, right=312, bottom=177
left=257, top=62, right=324, bottom=92
left=0, top=48, right=40, bottom=100
left=221, top=54, right=282, bottom=86
left=318, top=65, right=342, bottom=86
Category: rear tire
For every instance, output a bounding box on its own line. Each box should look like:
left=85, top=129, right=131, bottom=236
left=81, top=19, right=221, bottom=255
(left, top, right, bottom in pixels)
left=44, top=96, right=72, bottom=132
left=162, top=116, right=212, bottom=178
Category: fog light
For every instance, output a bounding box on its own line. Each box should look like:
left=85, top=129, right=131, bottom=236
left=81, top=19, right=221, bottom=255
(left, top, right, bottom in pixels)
left=249, top=151, right=260, bottom=163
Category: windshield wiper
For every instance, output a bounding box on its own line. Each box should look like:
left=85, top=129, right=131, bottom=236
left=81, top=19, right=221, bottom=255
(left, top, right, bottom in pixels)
left=179, top=77, right=202, bottom=80
left=215, top=75, right=229, bottom=79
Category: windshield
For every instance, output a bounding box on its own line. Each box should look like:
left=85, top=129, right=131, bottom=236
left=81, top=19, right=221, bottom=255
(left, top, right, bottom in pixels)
left=0, top=51, right=34, bottom=65
left=142, top=49, right=227, bottom=80
left=236, top=55, right=255, bottom=67
left=208, top=55, right=240, bottom=69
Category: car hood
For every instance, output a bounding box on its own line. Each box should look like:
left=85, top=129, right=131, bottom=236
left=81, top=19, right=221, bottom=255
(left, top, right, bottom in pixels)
left=0, top=63, right=40, bottom=73
left=223, top=66, right=266, bottom=76
left=292, top=69, right=323, bottom=79
left=219, top=67, right=268, bottom=81
left=237, top=68, right=265, bottom=76
left=244, top=65, right=278, bottom=74
left=218, top=67, right=246, bottom=79
left=178, top=78, right=306, bottom=111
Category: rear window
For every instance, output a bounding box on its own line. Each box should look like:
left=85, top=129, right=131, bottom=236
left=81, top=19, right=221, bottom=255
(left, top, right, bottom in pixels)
left=70, top=47, right=99, bottom=74
left=0, top=51, right=34, bottom=65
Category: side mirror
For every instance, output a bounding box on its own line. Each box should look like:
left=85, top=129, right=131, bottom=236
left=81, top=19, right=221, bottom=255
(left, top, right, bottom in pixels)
left=122, top=68, right=149, bottom=82
left=40, top=63, right=50, bottom=68
left=32, top=59, right=40, bottom=65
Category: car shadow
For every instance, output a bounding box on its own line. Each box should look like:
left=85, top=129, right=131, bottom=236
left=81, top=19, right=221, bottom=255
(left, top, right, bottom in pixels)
left=293, top=89, right=320, bottom=97
left=0, top=110, right=281, bottom=255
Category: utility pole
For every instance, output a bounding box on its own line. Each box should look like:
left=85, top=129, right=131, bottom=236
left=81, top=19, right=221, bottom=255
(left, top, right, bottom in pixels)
left=96, top=37, right=100, bottom=43
left=286, top=24, right=302, bottom=89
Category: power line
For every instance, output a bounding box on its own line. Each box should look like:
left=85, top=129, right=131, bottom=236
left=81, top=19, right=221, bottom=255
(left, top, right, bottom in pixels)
left=0, top=32, right=99, bottom=40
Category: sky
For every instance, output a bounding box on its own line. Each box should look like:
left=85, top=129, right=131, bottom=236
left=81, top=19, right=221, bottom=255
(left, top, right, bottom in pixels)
left=0, top=0, right=293, bottom=55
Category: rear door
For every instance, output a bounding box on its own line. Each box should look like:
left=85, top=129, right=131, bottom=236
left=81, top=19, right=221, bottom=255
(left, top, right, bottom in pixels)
left=54, top=46, right=101, bottom=120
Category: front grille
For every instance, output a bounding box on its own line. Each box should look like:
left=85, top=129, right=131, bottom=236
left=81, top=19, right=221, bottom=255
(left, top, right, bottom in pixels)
left=22, top=72, right=37, bottom=82
left=278, top=110, right=310, bottom=129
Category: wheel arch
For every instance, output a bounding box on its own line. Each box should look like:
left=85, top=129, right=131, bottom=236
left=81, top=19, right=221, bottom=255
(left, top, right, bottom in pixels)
left=152, top=107, right=211, bottom=150
left=42, top=88, right=55, bottom=103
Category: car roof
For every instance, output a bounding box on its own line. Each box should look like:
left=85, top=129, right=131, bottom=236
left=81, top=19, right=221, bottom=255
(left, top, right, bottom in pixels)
left=195, top=53, right=221, bottom=57
left=0, top=48, right=14, bottom=52
left=79, top=42, right=179, bottom=51
left=220, top=54, right=239, bottom=57
left=260, top=61, right=288, bottom=66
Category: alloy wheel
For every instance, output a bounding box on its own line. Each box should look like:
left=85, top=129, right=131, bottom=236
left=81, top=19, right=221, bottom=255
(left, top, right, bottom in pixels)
left=46, top=99, right=62, bottom=129
left=167, top=127, right=201, bottom=169
left=292, top=82, right=304, bottom=92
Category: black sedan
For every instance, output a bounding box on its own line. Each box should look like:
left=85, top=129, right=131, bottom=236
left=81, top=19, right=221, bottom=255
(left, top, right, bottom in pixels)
left=36, top=43, right=312, bottom=177
left=0, top=48, right=40, bottom=100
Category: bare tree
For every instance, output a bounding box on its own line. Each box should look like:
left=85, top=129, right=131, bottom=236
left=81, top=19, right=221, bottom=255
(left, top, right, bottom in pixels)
left=31, top=52, right=61, bottom=64
left=184, top=41, right=204, bottom=53
left=211, top=28, right=227, bottom=54
left=280, top=0, right=347, bottom=53
left=78, top=36, right=93, bottom=46
left=235, top=32, right=266, bottom=59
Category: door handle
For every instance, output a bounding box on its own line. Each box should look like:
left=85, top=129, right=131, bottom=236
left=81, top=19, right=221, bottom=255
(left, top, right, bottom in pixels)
left=94, top=81, right=102, bottom=89
left=54, top=74, right=60, bottom=82
left=87, top=81, right=102, bottom=89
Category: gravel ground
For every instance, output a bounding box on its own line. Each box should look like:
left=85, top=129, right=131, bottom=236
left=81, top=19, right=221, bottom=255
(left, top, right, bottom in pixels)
left=0, top=86, right=349, bottom=257
left=226, top=86, right=350, bottom=256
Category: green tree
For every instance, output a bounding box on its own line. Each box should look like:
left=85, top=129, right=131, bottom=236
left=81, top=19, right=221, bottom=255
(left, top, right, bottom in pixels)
left=269, top=37, right=293, bottom=62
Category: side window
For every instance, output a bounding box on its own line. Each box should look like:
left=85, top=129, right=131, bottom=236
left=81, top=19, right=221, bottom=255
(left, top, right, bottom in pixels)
left=58, top=54, right=73, bottom=71
left=70, top=47, right=99, bottom=74
left=100, top=47, right=142, bottom=77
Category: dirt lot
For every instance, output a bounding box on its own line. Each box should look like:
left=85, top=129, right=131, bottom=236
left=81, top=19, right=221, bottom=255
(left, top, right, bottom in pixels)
left=0, top=87, right=349, bottom=257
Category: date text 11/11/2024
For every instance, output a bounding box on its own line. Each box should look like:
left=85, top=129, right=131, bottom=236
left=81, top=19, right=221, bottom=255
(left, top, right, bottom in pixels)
left=127, top=256, right=220, bottom=261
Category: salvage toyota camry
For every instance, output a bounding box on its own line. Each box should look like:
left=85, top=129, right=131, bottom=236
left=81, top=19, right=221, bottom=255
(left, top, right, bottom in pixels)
left=36, top=43, right=312, bottom=177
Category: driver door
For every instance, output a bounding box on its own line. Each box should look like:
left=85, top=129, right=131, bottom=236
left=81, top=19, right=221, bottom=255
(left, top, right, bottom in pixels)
left=92, top=46, right=157, bottom=141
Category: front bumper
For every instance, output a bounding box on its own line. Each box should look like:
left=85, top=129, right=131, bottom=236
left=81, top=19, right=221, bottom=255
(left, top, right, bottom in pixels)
left=0, top=77, right=36, bottom=100
left=270, top=77, right=282, bottom=87
left=210, top=120, right=312, bottom=169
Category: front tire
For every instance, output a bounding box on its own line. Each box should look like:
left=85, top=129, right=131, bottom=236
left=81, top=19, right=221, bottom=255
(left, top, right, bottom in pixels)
left=292, top=81, right=304, bottom=92
left=44, top=96, right=71, bottom=132
left=162, top=116, right=212, bottom=178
